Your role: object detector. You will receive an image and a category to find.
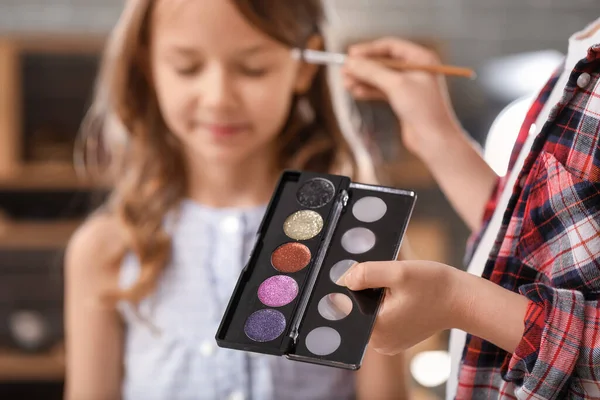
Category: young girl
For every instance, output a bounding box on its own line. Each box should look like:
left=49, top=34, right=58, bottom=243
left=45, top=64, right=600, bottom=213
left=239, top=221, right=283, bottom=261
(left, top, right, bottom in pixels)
left=64, top=0, right=408, bottom=399
left=340, top=20, right=600, bottom=400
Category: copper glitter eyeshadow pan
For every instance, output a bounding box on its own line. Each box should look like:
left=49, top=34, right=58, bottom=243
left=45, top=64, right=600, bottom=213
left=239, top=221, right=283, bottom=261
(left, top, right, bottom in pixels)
left=216, top=171, right=416, bottom=370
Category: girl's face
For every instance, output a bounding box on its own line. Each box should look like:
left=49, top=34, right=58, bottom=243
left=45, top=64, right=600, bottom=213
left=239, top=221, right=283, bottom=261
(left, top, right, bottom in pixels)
left=150, top=0, right=312, bottom=167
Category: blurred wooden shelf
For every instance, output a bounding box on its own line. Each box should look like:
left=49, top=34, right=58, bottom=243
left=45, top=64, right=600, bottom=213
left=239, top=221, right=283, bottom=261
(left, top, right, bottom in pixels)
left=0, top=34, right=106, bottom=54
left=0, top=220, right=80, bottom=249
left=0, top=163, right=97, bottom=191
left=0, top=344, right=64, bottom=381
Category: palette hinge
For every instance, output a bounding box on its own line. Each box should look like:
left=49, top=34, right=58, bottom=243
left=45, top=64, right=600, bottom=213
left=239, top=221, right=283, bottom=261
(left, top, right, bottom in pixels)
left=286, top=190, right=349, bottom=344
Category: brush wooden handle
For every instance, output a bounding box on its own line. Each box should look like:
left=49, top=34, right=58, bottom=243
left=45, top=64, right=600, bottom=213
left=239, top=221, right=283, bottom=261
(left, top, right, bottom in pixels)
left=374, top=57, right=476, bottom=79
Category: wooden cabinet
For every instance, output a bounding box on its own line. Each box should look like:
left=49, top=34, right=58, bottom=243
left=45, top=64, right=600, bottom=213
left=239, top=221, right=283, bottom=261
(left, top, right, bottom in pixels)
left=0, top=34, right=105, bottom=382
left=0, top=34, right=105, bottom=190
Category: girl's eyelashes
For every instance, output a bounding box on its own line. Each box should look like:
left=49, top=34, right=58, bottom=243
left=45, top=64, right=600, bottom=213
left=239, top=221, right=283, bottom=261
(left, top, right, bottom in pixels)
left=238, top=65, right=269, bottom=77
left=174, top=63, right=202, bottom=77
left=168, top=58, right=274, bottom=78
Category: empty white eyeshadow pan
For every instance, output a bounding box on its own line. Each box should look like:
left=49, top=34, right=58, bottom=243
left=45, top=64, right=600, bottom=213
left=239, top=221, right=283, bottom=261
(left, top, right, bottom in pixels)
left=317, top=293, right=353, bottom=321
left=329, top=259, right=357, bottom=285
left=305, top=327, right=341, bottom=356
left=352, top=196, right=387, bottom=223
left=341, top=227, right=376, bottom=254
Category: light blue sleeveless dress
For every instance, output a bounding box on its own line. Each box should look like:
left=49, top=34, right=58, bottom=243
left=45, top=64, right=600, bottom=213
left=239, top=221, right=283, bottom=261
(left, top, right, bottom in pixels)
left=118, top=199, right=356, bottom=400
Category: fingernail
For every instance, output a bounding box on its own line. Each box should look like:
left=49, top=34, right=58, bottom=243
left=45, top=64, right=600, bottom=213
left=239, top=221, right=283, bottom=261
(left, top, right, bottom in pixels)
left=336, top=263, right=358, bottom=287
left=336, top=270, right=352, bottom=287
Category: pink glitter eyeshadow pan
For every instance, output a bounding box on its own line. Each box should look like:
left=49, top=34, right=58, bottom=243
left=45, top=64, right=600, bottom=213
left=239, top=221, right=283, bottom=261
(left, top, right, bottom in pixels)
left=257, top=276, right=299, bottom=307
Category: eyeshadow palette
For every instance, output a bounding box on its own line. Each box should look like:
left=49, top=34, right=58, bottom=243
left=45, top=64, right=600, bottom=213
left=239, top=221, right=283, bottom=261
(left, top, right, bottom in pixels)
left=215, top=171, right=416, bottom=370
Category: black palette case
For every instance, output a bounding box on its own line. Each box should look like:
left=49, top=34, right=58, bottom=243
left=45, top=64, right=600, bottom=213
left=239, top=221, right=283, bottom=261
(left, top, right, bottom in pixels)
left=216, top=170, right=416, bottom=370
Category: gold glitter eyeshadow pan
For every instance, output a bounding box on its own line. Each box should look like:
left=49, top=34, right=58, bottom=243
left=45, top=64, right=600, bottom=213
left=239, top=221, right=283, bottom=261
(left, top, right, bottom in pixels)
left=216, top=171, right=416, bottom=370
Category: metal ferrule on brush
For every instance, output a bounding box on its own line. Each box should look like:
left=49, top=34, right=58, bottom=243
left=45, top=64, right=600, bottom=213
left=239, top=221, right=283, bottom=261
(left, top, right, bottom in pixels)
left=291, top=48, right=347, bottom=65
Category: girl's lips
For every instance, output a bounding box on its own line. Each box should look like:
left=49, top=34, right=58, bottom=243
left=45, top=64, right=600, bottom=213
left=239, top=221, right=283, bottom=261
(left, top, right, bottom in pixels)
left=199, top=122, right=250, bottom=137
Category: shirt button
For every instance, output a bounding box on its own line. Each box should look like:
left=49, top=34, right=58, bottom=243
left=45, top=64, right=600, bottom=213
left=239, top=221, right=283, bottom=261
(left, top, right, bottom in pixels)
left=227, top=390, right=245, bottom=400
left=528, top=123, right=537, bottom=136
left=577, top=72, right=591, bottom=89
left=221, top=216, right=240, bottom=233
left=199, top=340, right=215, bottom=357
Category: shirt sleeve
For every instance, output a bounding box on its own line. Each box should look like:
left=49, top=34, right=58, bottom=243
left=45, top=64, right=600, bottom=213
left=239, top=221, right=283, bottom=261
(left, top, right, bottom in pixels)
left=505, top=284, right=598, bottom=397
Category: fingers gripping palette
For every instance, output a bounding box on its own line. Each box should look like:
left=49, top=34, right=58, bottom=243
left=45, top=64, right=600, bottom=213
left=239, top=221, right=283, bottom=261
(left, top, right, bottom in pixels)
left=216, top=171, right=416, bottom=369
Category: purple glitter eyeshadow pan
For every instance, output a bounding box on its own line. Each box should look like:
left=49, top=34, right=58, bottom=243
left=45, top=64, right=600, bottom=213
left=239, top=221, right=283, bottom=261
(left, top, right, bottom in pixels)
left=244, top=309, right=286, bottom=342
left=216, top=171, right=416, bottom=371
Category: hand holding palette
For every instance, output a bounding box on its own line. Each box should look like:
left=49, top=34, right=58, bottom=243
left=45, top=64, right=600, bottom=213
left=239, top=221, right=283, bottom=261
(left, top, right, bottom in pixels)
left=216, top=171, right=416, bottom=370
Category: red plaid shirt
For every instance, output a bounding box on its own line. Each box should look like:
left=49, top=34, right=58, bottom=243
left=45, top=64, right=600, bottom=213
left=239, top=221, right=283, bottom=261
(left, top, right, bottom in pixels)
left=458, top=44, right=600, bottom=398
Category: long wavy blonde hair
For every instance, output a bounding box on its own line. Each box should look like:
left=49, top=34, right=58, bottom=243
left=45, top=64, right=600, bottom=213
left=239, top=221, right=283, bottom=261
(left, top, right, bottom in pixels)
left=77, top=0, right=376, bottom=304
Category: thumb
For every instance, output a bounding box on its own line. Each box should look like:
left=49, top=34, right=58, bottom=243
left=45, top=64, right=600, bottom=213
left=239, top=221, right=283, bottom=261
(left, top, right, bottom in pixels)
left=337, top=261, right=399, bottom=291
left=344, top=57, right=401, bottom=93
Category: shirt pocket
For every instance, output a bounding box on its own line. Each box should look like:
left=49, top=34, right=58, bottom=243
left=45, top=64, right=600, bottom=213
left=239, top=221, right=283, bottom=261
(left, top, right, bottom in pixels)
left=517, top=151, right=600, bottom=293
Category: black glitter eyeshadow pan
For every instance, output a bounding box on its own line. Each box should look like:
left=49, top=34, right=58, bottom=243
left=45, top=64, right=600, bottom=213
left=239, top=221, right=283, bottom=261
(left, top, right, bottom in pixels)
left=296, top=178, right=336, bottom=208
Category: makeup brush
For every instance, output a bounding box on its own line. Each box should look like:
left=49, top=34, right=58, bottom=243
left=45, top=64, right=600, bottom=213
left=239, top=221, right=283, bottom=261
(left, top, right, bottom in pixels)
left=291, top=48, right=476, bottom=79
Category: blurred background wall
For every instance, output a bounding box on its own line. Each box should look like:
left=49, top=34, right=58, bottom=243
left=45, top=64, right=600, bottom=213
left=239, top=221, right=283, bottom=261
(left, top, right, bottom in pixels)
left=0, top=1, right=599, bottom=399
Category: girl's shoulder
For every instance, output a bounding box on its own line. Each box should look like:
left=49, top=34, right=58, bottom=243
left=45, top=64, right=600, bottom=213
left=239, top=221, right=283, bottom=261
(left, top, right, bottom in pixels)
left=65, top=209, right=128, bottom=279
